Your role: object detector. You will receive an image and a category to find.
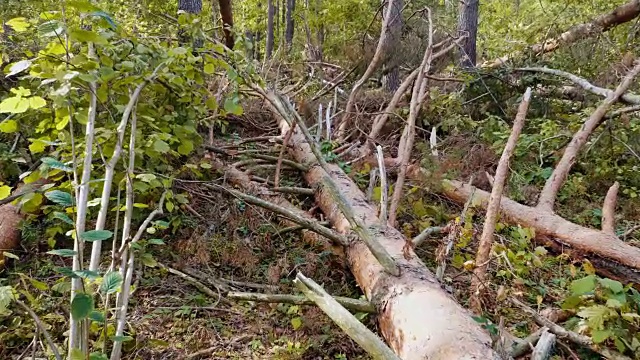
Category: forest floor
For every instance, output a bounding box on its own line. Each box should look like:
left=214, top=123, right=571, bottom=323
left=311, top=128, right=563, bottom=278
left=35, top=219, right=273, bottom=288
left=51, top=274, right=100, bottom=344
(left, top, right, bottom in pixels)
left=2, top=97, right=631, bottom=360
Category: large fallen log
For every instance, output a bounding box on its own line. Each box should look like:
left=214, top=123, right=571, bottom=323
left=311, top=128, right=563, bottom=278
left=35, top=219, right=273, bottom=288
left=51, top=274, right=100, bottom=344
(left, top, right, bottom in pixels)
left=442, top=179, right=640, bottom=284
left=482, top=0, right=640, bottom=67
left=261, top=93, right=499, bottom=359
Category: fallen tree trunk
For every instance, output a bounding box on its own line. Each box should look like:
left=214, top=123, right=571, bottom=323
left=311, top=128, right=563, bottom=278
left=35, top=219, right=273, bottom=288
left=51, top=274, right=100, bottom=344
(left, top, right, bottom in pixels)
left=264, top=95, right=498, bottom=359
left=483, top=0, right=640, bottom=67
left=442, top=179, right=640, bottom=284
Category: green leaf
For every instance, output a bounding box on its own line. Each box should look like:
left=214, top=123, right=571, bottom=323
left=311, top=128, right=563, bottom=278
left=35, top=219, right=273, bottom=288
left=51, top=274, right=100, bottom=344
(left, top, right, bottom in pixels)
left=71, top=293, right=94, bottom=320
left=6, top=18, right=30, bottom=32
left=6, top=60, right=32, bottom=77
left=140, top=253, right=157, bottom=267
left=0, top=96, right=30, bottom=114
left=81, top=230, right=113, bottom=242
left=54, top=267, right=79, bottom=278
left=577, top=305, right=612, bottom=330
left=45, top=190, right=74, bottom=206
left=41, top=157, right=73, bottom=172
left=52, top=281, right=71, bottom=294
left=153, top=140, right=170, bottom=153
left=29, top=96, right=46, bottom=109
left=38, top=20, right=65, bottom=37
left=136, top=173, right=157, bottom=183
left=47, top=249, right=78, bottom=257
left=204, top=63, right=215, bottom=74
left=0, top=119, right=18, bottom=133
left=291, top=316, right=303, bottom=330
left=170, top=47, right=188, bottom=56
left=0, top=286, right=15, bottom=315
left=598, top=277, right=624, bottom=293
left=53, top=211, right=75, bottom=225
left=0, top=185, right=11, bottom=200
left=100, top=271, right=123, bottom=294
left=148, top=238, right=165, bottom=245
left=165, top=201, right=174, bottom=212
left=570, top=275, right=596, bottom=295
left=89, top=353, right=109, bottom=360
left=591, top=329, right=612, bottom=344
left=223, top=98, right=243, bottom=116
left=70, top=348, right=84, bottom=360
left=89, top=311, right=106, bottom=324
left=69, top=28, right=108, bottom=45
left=110, top=335, right=134, bottom=342
left=177, top=140, right=194, bottom=155
left=74, top=270, right=100, bottom=279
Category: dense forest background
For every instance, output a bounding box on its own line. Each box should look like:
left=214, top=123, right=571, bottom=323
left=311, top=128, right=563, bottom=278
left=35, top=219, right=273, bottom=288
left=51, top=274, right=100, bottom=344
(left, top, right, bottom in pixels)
left=1, top=0, right=640, bottom=359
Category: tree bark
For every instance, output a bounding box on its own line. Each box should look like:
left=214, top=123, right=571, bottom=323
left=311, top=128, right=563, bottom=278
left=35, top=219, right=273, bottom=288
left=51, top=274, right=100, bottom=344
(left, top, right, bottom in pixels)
left=218, top=0, right=235, bottom=49
left=457, top=0, right=480, bottom=67
left=178, top=0, right=202, bottom=13
left=484, top=0, right=640, bottom=67
left=285, top=0, right=296, bottom=50
left=382, top=0, right=403, bottom=92
left=266, top=0, right=275, bottom=59
left=266, top=94, right=499, bottom=359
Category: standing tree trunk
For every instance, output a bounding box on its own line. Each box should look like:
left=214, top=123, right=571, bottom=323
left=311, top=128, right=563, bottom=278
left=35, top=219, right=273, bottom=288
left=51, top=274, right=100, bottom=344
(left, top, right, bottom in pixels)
left=218, top=0, right=235, bottom=49
left=457, top=0, right=480, bottom=67
left=285, top=0, right=296, bottom=51
left=267, top=0, right=275, bottom=59
left=178, top=0, right=203, bottom=47
left=382, top=0, right=403, bottom=92
left=282, top=0, right=287, bottom=42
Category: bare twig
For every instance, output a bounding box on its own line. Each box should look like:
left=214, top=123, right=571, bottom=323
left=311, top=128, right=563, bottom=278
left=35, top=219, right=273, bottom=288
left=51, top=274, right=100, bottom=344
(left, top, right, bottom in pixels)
left=469, top=88, right=532, bottom=314
left=14, top=299, right=62, bottom=360
left=272, top=186, right=315, bottom=196
left=538, top=61, right=640, bottom=212
left=602, top=181, right=620, bottom=234
left=209, top=184, right=349, bottom=246
left=275, top=123, right=296, bottom=187
left=518, top=67, right=640, bottom=104
left=294, top=273, right=401, bottom=360
left=411, top=226, right=447, bottom=247
left=338, top=0, right=399, bottom=140
left=388, top=8, right=434, bottom=227
left=228, top=291, right=376, bottom=313
left=376, top=146, right=389, bottom=224
left=510, top=327, right=547, bottom=358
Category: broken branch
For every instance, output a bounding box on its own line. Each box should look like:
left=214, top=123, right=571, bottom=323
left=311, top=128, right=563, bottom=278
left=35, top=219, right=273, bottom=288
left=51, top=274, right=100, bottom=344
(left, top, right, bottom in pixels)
left=469, top=87, right=532, bottom=314
left=228, top=291, right=376, bottom=313
left=294, top=273, right=401, bottom=360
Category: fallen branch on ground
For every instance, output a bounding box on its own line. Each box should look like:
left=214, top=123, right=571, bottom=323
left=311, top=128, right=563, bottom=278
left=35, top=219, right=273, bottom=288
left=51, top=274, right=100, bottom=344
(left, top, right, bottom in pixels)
left=511, top=298, right=631, bottom=360
left=537, top=61, right=640, bottom=212
left=294, top=272, right=401, bottom=360
left=228, top=291, right=376, bottom=313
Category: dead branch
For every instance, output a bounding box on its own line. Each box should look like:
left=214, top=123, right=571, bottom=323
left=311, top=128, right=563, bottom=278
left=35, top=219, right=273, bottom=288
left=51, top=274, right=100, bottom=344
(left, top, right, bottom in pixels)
left=518, top=67, right=640, bottom=104
left=511, top=298, right=631, bottom=360
left=14, top=298, right=62, bottom=360
left=469, top=88, right=532, bottom=315
left=412, top=226, right=448, bottom=247
left=531, top=329, right=556, bottom=360
left=376, top=145, right=389, bottom=224
left=435, top=176, right=475, bottom=282
left=483, top=0, right=640, bottom=67
left=537, top=61, right=640, bottom=212
left=442, top=179, right=640, bottom=283
left=510, top=327, right=547, bottom=358
left=272, top=186, right=316, bottom=195
left=249, top=153, right=309, bottom=172
left=158, top=263, right=231, bottom=306
left=209, top=184, right=349, bottom=246
left=275, top=123, right=296, bottom=187
left=388, top=8, right=434, bottom=227
left=338, top=0, right=400, bottom=140
left=228, top=291, right=376, bottom=313
left=602, top=181, right=620, bottom=234
left=294, top=273, right=402, bottom=360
